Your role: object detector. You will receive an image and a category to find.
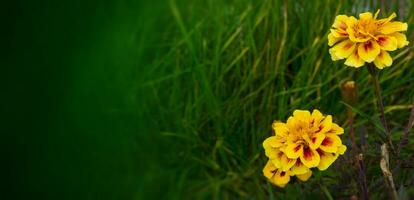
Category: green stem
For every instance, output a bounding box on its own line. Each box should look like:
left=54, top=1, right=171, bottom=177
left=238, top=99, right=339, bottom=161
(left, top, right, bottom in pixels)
left=320, top=184, right=334, bottom=200
left=367, top=64, right=395, bottom=152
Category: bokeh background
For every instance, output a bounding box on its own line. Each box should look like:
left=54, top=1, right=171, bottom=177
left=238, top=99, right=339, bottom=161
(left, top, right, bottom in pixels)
left=5, top=0, right=414, bottom=199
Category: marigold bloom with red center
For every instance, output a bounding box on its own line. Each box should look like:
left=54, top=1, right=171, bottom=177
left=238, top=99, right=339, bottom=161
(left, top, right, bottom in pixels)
left=328, top=10, right=409, bottom=69
left=262, top=109, right=346, bottom=187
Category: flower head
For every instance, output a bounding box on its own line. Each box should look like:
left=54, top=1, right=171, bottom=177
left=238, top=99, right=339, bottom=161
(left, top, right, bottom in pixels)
left=328, top=10, right=409, bottom=69
left=262, top=109, right=347, bottom=187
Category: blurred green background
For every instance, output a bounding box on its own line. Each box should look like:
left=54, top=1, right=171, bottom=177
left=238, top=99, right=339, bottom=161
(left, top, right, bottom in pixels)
left=5, top=0, right=414, bottom=199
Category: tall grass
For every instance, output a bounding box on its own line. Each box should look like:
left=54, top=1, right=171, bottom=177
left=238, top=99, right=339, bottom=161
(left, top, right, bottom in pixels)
left=135, top=0, right=414, bottom=199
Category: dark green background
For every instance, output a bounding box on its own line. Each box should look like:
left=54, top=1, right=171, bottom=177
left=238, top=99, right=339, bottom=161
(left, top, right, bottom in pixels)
left=5, top=1, right=169, bottom=199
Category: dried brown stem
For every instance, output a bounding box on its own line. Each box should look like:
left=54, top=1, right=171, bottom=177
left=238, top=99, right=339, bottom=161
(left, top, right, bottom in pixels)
left=380, top=144, right=398, bottom=200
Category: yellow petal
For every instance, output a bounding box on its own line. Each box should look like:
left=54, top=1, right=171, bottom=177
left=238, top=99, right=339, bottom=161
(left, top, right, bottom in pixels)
left=271, top=151, right=285, bottom=168
left=280, top=154, right=296, bottom=171
left=307, top=132, right=326, bottom=150
left=290, top=159, right=310, bottom=175
left=337, top=144, right=347, bottom=155
left=272, top=169, right=291, bottom=188
left=329, top=48, right=341, bottom=61
left=390, top=32, right=409, bottom=48
left=317, top=115, right=332, bottom=134
left=332, top=39, right=357, bottom=59
left=333, top=144, right=347, bottom=160
left=332, top=15, right=349, bottom=30
left=357, top=40, right=381, bottom=62
left=272, top=122, right=289, bottom=137
left=311, top=109, right=324, bottom=125
left=286, top=116, right=298, bottom=130
left=264, top=146, right=280, bottom=160
left=345, top=49, right=365, bottom=68
left=285, top=143, right=303, bottom=159
left=263, top=160, right=277, bottom=180
left=326, top=123, right=344, bottom=135
left=296, top=170, right=312, bottom=182
left=287, top=116, right=307, bottom=136
left=300, top=147, right=320, bottom=168
left=359, top=12, right=373, bottom=20
left=330, top=28, right=348, bottom=38
left=345, top=16, right=358, bottom=27
left=376, top=35, right=398, bottom=51
left=317, top=149, right=337, bottom=170
left=379, top=22, right=408, bottom=34
left=319, top=134, right=342, bottom=153
left=263, top=136, right=281, bottom=148
left=293, top=110, right=311, bottom=123
left=328, top=33, right=343, bottom=46
left=373, top=50, right=393, bottom=69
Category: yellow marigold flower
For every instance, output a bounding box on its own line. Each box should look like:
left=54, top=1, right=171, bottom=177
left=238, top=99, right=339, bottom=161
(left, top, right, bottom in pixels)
left=262, top=109, right=347, bottom=187
left=328, top=10, right=409, bottom=69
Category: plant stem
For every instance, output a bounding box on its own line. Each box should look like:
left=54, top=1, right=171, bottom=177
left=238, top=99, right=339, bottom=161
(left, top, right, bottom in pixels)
left=380, top=144, right=398, bottom=200
left=367, top=64, right=395, bottom=153
left=347, top=110, right=358, bottom=154
left=357, top=154, right=369, bottom=200
left=320, top=184, right=334, bottom=200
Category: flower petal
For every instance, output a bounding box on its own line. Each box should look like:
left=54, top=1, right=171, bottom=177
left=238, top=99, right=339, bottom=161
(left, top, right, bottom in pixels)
left=376, top=35, right=398, bottom=51
left=286, top=116, right=299, bottom=131
left=308, top=132, right=326, bottom=150
left=326, top=123, right=344, bottom=135
left=264, top=147, right=280, bottom=160
left=272, top=169, right=291, bottom=188
left=330, top=28, right=348, bottom=38
left=271, top=151, right=285, bottom=168
left=272, top=122, right=289, bottom=137
left=317, top=115, right=332, bottom=134
left=263, top=161, right=290, bottom=188
left=379, top=22, right=408, bottom=34
left=328, top=32, right=343, bottom=46
left=280, top=154, right=297, bottom=171
left=263, top=160, right=277, bottom=180
left=311, top=109, right=324, bottom=125
left=285, top=142, right=304, bottom=159
left=357, top=40, right=381, bottom=62
left=300, top=147, right=320, bottom=168
left=390, top=32, right=409, bottom=48
left=333, top=144, right=347, bottom=159
left=332, top=15, right=349, bottom=30
left=332, top=39, right=357, bottom=59
left=373, top=50, right=393, bottom=69
left=319, top=134, right=342, bottom=153
left=317, top=149, right=337, bottom=170
left=296, top=170, right=312, bottom=182
left=345, top=49, right=365, bottom=68
left=293, top=110, right=311, bottom=123
left=337, top=144, right=347, bottom=155
left=290, top=159, right=309, bottom=175
left=263, top=136, right=281, bottom=148
left=329, top=48, right=341, bottom=61
left=359, top=12, right=373, bottom=20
